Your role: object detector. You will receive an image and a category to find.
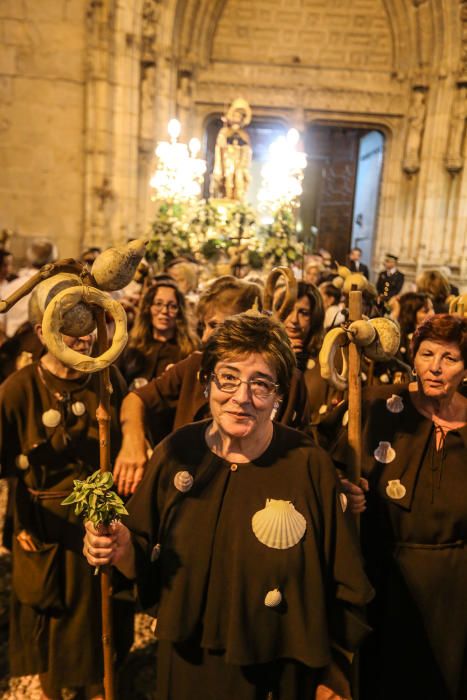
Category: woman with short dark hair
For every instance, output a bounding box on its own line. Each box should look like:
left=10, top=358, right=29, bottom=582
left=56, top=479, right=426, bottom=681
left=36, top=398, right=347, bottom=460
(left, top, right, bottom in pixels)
left=85, top=312, right=373, bottom=700
left=331, top=314, right=467, bottom=700
left=113, top=277, right=311, bottom=496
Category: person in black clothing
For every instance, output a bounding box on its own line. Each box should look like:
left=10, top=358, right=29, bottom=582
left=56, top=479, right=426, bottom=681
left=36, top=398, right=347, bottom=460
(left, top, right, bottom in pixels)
left=376, top=253, right=404, bottom=301
left=347, top=247, right=369, bottom=278
left=331, top=314, right=467, bottom=700
left=85, top=313, right=373, bottom=700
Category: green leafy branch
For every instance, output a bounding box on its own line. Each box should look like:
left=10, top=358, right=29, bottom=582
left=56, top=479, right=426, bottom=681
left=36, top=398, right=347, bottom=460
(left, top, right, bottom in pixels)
left=62, top=470, right=128, bottom=527
left=62, top=470, right=128, bottom=574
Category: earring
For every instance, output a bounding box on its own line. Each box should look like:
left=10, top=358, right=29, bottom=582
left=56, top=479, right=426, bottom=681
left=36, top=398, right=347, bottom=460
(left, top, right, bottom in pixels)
left=273, top=400, right=280, bottom=410
left=411, top=368, right=417, bottom=378
left=203, top=386, right=209, bottom=399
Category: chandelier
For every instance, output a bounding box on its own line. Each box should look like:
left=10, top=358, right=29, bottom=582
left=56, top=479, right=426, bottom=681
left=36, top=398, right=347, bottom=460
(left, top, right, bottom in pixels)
left=150, top=119, right=207, bottom=201
left=257, top=128, right=307, bottom=218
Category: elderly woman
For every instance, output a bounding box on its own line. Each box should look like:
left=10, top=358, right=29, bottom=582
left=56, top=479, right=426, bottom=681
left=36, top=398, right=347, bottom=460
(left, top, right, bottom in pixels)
left=330, top=314, right=467, bottom=700
left=0, top=289, right=133, bottom=700
left=85, top=312, right=373, bottom=700
left=117, top=280, right=199, bottom=390
left=113, top=276, right=311, bottom=496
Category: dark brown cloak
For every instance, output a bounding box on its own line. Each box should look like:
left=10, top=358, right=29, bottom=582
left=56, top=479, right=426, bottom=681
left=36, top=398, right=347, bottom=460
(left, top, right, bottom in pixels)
left=124, top=420, right=373, bottom=673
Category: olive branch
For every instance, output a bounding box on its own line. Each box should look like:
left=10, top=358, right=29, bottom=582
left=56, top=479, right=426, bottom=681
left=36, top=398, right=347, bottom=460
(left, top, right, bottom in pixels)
left=62, top=470, right=128, bottom=573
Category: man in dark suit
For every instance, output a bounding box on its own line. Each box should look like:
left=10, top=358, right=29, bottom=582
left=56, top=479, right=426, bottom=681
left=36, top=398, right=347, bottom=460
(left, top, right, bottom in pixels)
left=347, top=247, right=369, bottom=278
left=376, top=253, right=405, bottom=300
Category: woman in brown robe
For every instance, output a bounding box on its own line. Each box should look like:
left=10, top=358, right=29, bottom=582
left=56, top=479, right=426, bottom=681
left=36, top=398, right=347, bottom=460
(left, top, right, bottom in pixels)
left=0, top=304, right=133, bottom=699
left=330, top=314, right=467, bottom=700
left=85, top=312, right=373, bottom=700
left=113, top=276, right=311, bottom=497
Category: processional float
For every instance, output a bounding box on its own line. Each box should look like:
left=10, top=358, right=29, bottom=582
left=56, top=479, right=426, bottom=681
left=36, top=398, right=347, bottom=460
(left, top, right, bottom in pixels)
left=0, top=239, right=147, bottom=700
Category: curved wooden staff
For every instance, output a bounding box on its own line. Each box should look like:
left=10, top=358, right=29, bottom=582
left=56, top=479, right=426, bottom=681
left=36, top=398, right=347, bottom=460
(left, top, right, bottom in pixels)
left=319, top=303, right=401, bottom=485
left=0, top=247, right=141, bottom=700
left=263, top=266, right=298, bottom=322
left=449, top=293, right=467, bottom=317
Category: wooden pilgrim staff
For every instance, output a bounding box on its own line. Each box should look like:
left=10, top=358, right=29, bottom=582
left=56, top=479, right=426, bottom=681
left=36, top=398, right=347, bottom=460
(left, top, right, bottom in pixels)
left=319, top=271, right=401, bottom=700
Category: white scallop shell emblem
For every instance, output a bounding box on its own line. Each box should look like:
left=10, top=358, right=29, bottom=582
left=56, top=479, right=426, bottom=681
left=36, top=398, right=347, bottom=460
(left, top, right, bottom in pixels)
left=386, top=394, right=404, bottom=414
left=342, top=410, right=349, bottom=427
left=380, top=373, right=390, bottom=384
left=264, top=588, right=282, bottom=608
left=151, top=543, right=161, bottom=562
left=42, top=408, right=61, bottom=428
left=386, top=479, right=406, bottom=500
left=339, top=492, right=348, bottom=512
left=131, top=377, right=148, bottom=390
left=306, top=358, right=316, bottom=370
left=374, top=441, right=396, bottom=464
left=71, top=401, right=86, bottom=416
left=15, top=454, right=30, bottom=470
left=174, top=470, right=193, bottom=493
left=252, top=499, right=306, bottom=549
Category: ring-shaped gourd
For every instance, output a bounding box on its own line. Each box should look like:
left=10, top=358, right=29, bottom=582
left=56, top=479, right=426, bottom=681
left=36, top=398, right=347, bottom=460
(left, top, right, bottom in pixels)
left=41, top=285, right=128, bottom=373
left=449, top=293, right=467, bottom=316
left=264, top=266, right=298, bottom=322
left=319, top=326, right=349, bottom=391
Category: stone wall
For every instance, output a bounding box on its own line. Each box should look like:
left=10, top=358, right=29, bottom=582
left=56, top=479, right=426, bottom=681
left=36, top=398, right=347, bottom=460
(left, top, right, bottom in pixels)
left=0, top=0, right=466, bottom=288
left=0, top=0, right=86, bottom=259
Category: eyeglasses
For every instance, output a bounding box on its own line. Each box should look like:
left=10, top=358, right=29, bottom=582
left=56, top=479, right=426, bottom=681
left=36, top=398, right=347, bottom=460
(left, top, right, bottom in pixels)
left=151, top=300, right=179, bottom=315
left=211, top=371, right=279, bottom=398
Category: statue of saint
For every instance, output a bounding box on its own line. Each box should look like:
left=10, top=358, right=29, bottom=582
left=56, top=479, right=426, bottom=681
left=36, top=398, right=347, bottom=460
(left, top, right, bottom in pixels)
left=210, top=98, right=252, bottom=201
left=445, top=86, right=466, bottom=174
left=402, top=90, right=427, bottom=175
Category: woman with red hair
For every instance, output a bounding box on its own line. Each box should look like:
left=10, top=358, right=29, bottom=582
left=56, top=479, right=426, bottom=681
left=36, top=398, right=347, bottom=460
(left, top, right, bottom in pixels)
left=332, top=314, right=467, bottom=700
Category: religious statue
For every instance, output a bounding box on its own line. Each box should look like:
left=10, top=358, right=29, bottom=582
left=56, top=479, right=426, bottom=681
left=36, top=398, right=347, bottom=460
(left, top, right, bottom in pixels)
left=445, top=86, right=467, bottom=174
left=140, top=65, right=156, bottom=141
left=210, top=98, right=252, bottom=201
left=402, top=89, right=427, bottom=175
left=176, top=71, right=193, bottom=136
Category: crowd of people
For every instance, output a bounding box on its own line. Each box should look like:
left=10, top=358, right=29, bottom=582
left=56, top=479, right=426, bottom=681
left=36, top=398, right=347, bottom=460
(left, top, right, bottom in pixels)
left=0, top=238, right=465, bottom=700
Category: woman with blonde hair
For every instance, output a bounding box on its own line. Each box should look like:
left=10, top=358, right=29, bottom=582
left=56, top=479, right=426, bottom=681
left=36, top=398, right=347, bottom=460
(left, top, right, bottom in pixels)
left=118, top=280, right=199, bottom=389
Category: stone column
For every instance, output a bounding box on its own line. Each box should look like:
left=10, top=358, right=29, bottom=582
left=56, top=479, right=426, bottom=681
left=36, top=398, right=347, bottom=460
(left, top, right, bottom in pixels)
left=83, top=0, right=116, bottom=249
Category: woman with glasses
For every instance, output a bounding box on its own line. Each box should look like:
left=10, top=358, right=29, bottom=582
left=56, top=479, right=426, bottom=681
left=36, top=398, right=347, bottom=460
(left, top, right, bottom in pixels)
left=117, top=280, right=199, bottom=390
left=113, top=277, right=310, bottom=496
left=84, top=312, right=373, bottom=700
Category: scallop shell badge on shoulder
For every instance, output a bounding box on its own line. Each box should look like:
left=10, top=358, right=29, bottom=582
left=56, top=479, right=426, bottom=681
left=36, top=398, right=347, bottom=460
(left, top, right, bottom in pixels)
left=252, top=499, right=306, bottom=549
left=374, top=441, right=396, bottom=464
left=386, top=394, right=404, bottom=414
left=174, top=470, right=194, bottom=493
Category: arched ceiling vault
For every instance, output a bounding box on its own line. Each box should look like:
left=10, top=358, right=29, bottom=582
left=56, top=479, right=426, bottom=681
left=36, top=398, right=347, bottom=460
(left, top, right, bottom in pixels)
left=166, top=0, right=456, bottom=84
